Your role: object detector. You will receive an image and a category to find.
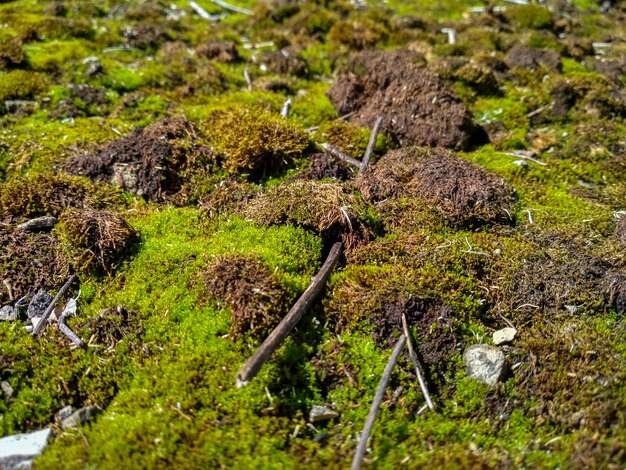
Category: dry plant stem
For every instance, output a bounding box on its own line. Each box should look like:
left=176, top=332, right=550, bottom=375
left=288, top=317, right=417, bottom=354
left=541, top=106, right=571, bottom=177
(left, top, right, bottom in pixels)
left=352, top=334, right=407, bottom=470
left=189, top=1, right=222, bottom=21
left=58, top=322, right=84, bottom=347
left=210, top=0, right=252, bottom=15
left=281, top=99, right=292, bottom=118
left=32, top=274, right=78, bottom=336
left=320, top=143, right=361, bottom=168
left=504, top=151, right=547, bottom=166
left=360, top=116, right=383, bottom=173
left=401, top=313, right=434, bottom=411
left=236, top=242, right=343, bottom=387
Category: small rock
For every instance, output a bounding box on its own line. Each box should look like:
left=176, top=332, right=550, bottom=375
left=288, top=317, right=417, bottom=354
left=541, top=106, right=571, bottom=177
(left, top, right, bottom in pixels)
left=0, top=428, right=51, bottom=470
left=61, top=405, right=100, bottom=430
left=309, top=405, right=339, bottom=423
left=27, top=291, right=52, bottom=319
left=1, top=381, right=14, bottom=399
left=463, top=344, right=506, bottom=387
left=56, top=405, right=74, bottom=422
left=493, top=327, right=517, bottom=346
left=17, top=216, right=58, bottom=233
left=4, top=100, right=37, bottom=114
left=0, top=305, right=16, bottom=321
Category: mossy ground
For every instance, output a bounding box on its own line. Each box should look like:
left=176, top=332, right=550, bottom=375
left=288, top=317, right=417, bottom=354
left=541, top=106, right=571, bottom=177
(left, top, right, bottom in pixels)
left=1, top=0, right=625, bottom=468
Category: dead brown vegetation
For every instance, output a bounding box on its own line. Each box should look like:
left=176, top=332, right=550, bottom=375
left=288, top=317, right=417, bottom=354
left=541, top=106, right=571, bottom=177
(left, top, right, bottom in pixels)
left=201, top=254, right=294, bottom=339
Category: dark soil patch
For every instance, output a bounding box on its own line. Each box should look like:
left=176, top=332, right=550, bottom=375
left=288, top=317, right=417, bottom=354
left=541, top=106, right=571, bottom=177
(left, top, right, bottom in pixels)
left=64, top=117, right=212, bottom=201
left=587, top=56, right=626, bottom=84
left=0, top=37, right=25, bottom=70
left=55, top=208, right=137, bottom=275
left=616, top=217, right=626, bottom=248
left=51, top=84, right=108, bottom=119
left=356, top=147, right=515, bottom=228
left=605, top=271, right=626, bottom=316
left=326, top=51, right=487, bottom=150
left=122, top=23, right=171, bottom=51
left=310, top=339, right=357, bottom=391
left=550, top=81, right=580, bottom=119
left=196, top=41, right=240, bottom=63
left=259, top=49, right=308, bottom=77
left=198, top=179, right=257, bottom=219
left=0, top=222, right=71, bottom=306
left=77, top=306, right=145, bottom=353
left=505, top=45, right=562, bottom=72
left=295, top=152, right=355, bottom=181
left=201, top=254, right=294, bottom=339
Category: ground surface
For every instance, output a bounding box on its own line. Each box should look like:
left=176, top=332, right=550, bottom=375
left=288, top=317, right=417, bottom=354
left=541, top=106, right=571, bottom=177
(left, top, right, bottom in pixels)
left=1, top=0, right=625, bottom=468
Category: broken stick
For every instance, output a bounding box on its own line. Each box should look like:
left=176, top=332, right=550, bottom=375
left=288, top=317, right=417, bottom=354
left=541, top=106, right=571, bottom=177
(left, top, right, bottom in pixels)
left=320, top=143, right=361, bottom=168
left=360, top=116, right=383, bottom=173
left=236, top=242, right=343, bottom=387
left=352, top=334, right=407, bottom=470
left=401, top=313, right=434, bottom=411
left=32, top=274, right=77, bottom=336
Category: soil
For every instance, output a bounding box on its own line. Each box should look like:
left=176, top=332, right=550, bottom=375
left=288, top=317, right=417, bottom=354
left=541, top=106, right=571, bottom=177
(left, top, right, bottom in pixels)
left=326, top=51, right=488, bottom=150
left=295, top=152, right=355, bottom=181
left=259, top=49, right=308, bottom=77
left=77, top=306, right=145, bottom=353
left=356, top=147, right=515, bottom=227
left=196, top=41, right=240, bottom=63
left=616, top=216, right=626, bottom=247
left=0, top=222, right=71, bottom=306
left=64, top=117, right=211, bottom=201
left=201, top=254, right=295, bottom=339
left=505, top=45, right=562, bottom=73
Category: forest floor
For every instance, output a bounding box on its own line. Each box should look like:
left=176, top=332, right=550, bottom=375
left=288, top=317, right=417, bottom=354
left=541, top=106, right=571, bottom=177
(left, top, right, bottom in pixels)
left=1, top=0, right=626, bottom=468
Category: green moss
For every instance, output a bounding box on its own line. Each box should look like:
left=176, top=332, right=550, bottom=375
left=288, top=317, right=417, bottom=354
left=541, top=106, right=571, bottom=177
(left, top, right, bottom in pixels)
left=503, top=5, right=553, bottom=30
left=208, top=106, right=310, bottom=175
left=0, top=69, right=47, bottom=102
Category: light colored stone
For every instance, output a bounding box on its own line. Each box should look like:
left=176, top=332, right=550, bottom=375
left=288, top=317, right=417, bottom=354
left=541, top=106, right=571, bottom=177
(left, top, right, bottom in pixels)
left=1, top=381, right=14, bottom=399
left=17, top=216, right=58, bottom=233
left=493, top=327, right=517, bottom=346
left=0, top=305, right=16, bottom=321
left=0, top=428, right=51, bottom=470
left=309, top=405, right=339, bottom=423
left=61, top=405, right=100, bottom=430
left=57, top=405, right=74, bottom=422
left=463, top=344, right=506, bottom=387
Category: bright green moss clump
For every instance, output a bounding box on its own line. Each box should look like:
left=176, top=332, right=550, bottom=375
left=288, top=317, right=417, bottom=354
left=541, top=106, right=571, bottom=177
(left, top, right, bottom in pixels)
left=209, top=107, right=310, bottom=175
left=0, top=69, right=47, bottom=102
left=504, top=5, right=553, bottom=29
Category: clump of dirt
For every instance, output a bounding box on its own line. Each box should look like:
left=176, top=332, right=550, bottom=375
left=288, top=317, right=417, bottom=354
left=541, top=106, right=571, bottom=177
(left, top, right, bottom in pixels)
left=198, top=179, right=257, bottom=219
left=122, top=23, right=171, bottom=51
left=196, top=41, right=240, bottom=63
left=326, top=51, right=487, bottom=150
left=259, top=49, right=308, bottom=77
left=616, top=217, right=626, bottom=248
left=51, top=84, right=109, bottom=119
left=209, top=107, right=309, bottom=176
left=314, top=119, right=390, bottom=160
left=549, top=80, right=580, bottom=119
left=0, top=174, right=122, bottom=221
left=514, top=319, right=626, bottom=433
left=201, top=254, right=294, bottom=339
left=0, top=37, right=26, bottom=70
left=55, top=208, right=137, bottom=275
left=0, top=222, right=71, bottom=306
left=356, top=147, right=515, bottom=228
left=310, top=339, right=357, bottom=391
left=65, top=117, right=212, bottom=201
left=327, top=18, right=388, bottom=50
left=505, top=45, right=562, bottom=73
left=242, top=180, right=371, bottom=250
left=605, top=271, right=626, bottom=316
left=295, top=152, right=355, bottom=181
left=77, top=306, right=144, bottom=353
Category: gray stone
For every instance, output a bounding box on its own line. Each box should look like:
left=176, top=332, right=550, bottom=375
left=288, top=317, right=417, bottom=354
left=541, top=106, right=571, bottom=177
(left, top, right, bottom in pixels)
left=309, top=405, right=339, bottom=423
left=0, top=428, right=51, bottom=470
left=61, top=405, right=100, bottom=430
left=1, top=381, right=14, bottom=399
left=493, top=327, right=517, bottom=346
left=0, top=305, right=16, bottom=321
left=463, top=344, right=506, bottom=387
left=57, top=405, right=74, bottom=422
left=27, top=291, right=52, bottom=319
left=17, top=216, right=58, bottom=233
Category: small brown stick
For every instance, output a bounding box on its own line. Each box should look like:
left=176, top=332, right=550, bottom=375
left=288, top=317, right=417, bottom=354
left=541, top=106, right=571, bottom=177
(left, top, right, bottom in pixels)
left=352, top=334, right=407, bottom=470
left=360, top=116, right=383, bottom=173
left=401, top=313, right=434, bottom=411
left=320, top=143, right=361, bottom=168
left=58, top=322, right=84, bottom=347
left=32, top=275, right=77, bottom=336
left=236, top=242, right=343, bottom=387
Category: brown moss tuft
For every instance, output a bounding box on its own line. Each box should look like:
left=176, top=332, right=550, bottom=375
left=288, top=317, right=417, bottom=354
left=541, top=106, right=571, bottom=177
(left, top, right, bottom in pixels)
left=201, top=254, right=294, bottom=338
left=0, top=37, right=26, bottom=70
left=0, top=173, right=122, bottom=221
left=196, top=41, right=240, bottom=63
left=55, top=208, right=137, bottom=275
left=617, top=217, right=626, bottom=248
left=77, top=306, right=145, bottom=353
left=356, top=147, right=515, bottom=228
left=295, top=153, right=355, bottom=182
left=328, top=18, right=388, bottom=50
left=198, top=179, right=257, bottom=219
left=0, top=222, right=71, bottom=305
left=209, top=107, right=309, bottom=176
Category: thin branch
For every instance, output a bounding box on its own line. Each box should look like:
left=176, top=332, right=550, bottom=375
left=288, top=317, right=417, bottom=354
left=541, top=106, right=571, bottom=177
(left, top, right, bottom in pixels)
left=401, top=313, right=434, bottom=411
left=504, top=151, right=548, bottom=167
left=32, top=275, right=78, bottom=336
left=236, top=243, right=343, bottom=387
left=360, top=116, right=383, bottom=173
left=210, top=0, right=252, bottom=15
left=189, top=1, right=223, bottom=21
left=320, top=143, right=361, bottom=168
left=352, top=334, right=407, bottom=470
left=243, top=66, right=252, bottom=90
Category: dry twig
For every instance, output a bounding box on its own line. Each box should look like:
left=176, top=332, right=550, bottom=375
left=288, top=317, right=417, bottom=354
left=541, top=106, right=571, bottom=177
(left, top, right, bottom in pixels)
left=236, top=242, right=343, bottom=387
left=352, top=334, right=407, bottom=470
left=32, top=275, right=77, bottom=336
left=360, top=116, right=383, bottom=173
left=401, top=313, right=434, bottom=411
left=320, top=143, right=361, bottom=168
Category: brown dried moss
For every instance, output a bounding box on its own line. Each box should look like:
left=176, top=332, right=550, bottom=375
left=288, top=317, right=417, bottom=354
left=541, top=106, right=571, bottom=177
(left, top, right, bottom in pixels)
left=55, top=208, right=137, bottom=275
left=201, top=254, right=294, bottom=339
left=356, top=147, right=515, bottom=228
